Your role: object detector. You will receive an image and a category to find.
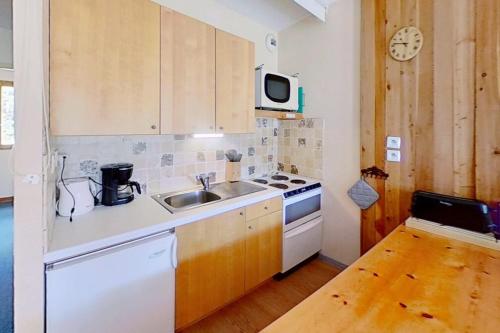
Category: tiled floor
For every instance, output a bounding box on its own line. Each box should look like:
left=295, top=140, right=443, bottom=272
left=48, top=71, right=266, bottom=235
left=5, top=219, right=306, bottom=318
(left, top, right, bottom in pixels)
left=180, top=257, right=342, bottom=333
left=0, top=203, right=13, bottom=333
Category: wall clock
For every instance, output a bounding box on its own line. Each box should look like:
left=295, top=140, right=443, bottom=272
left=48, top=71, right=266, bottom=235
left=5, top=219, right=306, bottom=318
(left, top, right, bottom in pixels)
left=389, top=26, right=423, bottom=61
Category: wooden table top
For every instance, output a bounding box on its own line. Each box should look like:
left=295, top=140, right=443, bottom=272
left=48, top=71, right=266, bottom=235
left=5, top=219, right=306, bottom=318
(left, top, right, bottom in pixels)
left=263, top=225, right=500, bottom=333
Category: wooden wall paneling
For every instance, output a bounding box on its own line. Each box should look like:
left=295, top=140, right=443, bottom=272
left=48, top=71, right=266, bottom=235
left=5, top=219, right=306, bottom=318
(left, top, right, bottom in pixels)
left=475, top=0, right=500, bottom=203
left=361, top=0, right=496, bottom=253
left=432, top=0, right=455, bottom=195
left=383, top=0, right=403, bottom=234
left=360, top=0, right=377, bottom=253
left=398, top=0, right=419, bottom=222
left=372, top=0, right=388, bottom=246
left=360, top=0, right=387, bottom=253
left=452, top=0, right=476, bottom=198
left=414, top=0, right=435, bottom=193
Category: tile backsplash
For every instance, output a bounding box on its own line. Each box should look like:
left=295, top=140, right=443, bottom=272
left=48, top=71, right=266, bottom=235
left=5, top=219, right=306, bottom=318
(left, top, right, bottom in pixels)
left=55, top=118, right=279, bottom=194
left=277, top=118, right=324, bottom=179
left=54, top=117, right=323, bottom=194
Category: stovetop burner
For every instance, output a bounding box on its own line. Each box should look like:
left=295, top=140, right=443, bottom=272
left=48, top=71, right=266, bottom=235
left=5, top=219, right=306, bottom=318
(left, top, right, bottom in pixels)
left=253, top=179, right=268, bottom=185
left=271, top=175, right=289, bottom=181
left=290, top=179, right=306, bottom=184
left=269, top=183, right=289, bottom=190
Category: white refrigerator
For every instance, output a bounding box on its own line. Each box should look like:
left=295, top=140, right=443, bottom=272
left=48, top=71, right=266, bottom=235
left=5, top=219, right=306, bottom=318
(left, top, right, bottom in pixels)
left=45, top=230, right=177, bottom=333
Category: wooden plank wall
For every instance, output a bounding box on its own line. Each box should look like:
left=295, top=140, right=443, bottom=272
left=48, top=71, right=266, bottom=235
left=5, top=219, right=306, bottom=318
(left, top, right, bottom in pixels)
left=361, top=0, right=500, bottom=253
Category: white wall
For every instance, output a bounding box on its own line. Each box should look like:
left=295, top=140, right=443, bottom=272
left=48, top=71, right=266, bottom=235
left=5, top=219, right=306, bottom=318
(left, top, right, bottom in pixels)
left=13, top=0, right=46, bottom=331
left=152, top=0, right=278, bottom=71
left=0, top=68, right=13, bottom=198
left=279, top=0, right=361, bottom=265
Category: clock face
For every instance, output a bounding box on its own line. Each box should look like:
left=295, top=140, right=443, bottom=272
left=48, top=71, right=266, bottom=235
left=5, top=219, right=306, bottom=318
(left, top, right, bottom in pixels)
left=389, top=26, right=423, bottom=61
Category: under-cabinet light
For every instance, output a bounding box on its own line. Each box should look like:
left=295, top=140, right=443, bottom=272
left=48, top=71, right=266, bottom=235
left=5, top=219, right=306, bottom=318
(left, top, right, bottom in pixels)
left=192, top=133, right=224, bottom=139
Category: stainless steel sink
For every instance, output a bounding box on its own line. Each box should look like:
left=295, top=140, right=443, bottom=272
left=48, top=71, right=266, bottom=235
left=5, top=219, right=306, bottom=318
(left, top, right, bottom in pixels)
left=164, top=190, right=221, bottom=209
left=152, top=181, right=267, bottom=213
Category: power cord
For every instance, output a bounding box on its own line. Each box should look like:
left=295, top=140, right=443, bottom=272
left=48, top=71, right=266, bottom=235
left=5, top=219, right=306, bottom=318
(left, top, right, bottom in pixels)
left=60, top=156, right=75, bottom=222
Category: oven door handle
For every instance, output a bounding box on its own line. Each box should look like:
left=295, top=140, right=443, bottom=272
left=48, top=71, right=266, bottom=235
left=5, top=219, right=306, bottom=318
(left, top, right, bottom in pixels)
left=284, top=217, right=322, bottom=239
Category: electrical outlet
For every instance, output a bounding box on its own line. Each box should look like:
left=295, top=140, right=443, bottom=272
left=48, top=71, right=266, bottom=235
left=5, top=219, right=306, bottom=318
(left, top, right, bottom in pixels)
left=57, top=152, right=68, bottom=165
left=386, top=149, right=401, bottom=162
left=386, top=136, right=401, bottom=149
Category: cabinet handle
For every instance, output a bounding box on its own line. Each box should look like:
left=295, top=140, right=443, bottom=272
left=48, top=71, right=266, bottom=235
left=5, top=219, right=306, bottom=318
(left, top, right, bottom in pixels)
left=264, top=206, right=268, bottom=210
left=240, top=212, right=244, bottom=216
left=248, top=225, right=253, bottom=230
left=219, top=126, right=224, bottom=130
left=151, top=125, right=157, bottom=130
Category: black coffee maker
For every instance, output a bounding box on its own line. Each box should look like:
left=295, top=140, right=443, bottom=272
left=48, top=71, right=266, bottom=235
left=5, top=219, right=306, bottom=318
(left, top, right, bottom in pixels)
left=100, top=163, right=142, bottom=206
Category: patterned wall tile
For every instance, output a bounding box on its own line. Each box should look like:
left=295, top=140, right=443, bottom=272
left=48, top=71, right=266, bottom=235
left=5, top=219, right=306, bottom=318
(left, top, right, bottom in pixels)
left=54, top=118, right=280, bottom=195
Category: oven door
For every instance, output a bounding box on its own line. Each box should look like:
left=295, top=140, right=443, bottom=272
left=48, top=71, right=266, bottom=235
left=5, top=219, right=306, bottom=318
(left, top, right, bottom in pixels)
left=282, top=216, right=323, bottom=273
left=283, top=188, right=322, bottom=232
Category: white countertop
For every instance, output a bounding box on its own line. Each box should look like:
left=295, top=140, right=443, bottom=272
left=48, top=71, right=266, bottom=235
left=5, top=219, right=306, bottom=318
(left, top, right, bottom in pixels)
left=45, top=182, right=282, bottom=263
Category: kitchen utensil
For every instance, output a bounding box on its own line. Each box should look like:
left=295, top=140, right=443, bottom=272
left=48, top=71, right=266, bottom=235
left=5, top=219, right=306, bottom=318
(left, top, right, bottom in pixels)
left=225, top=150, right=239, bottom=162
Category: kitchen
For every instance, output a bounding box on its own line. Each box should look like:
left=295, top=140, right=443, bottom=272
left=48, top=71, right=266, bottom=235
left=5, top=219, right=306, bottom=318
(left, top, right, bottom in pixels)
left=6, top=0, right=500, bottom=333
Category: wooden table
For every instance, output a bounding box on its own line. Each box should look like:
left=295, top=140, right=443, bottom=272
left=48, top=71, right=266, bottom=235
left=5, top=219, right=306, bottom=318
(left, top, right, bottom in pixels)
left=263, top=225, right=500, bottom=332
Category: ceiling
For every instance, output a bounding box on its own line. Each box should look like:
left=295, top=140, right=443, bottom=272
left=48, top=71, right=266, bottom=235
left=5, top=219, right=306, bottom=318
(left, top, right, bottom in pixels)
left=0, top=0, right=12, bottom=30
left=214, top=0, right=334, bottom=31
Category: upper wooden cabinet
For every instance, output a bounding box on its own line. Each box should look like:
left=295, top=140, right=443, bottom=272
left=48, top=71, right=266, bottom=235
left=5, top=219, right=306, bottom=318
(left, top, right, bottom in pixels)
left=50, top=3, right=255, bottom=135
left=161, top=9, right=216, bottom=134
left=216, top=30, right=255, bottom=133
left=50, top=0, right=161, bottom=135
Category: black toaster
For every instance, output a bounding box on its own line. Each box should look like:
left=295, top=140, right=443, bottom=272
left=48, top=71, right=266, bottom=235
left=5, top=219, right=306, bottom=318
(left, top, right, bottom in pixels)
left=411, top=191, right=495, bottom=234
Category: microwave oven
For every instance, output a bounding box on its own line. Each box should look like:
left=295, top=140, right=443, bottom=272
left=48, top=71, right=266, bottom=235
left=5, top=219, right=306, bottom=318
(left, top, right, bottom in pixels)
left=255, top=68, right=299, bottom=111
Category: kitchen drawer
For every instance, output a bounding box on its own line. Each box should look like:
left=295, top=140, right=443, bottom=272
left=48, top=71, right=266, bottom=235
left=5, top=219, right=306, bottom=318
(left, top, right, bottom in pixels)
left=246, top=197, right=282, bottom=221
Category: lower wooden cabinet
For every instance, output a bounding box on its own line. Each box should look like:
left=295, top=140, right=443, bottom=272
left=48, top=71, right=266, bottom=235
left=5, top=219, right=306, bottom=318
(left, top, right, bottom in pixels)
left=175, top=199, right=283, bottom=329
left=245, top=210, right=283, bottom=291
left=175, top=208, right=246, bottom=329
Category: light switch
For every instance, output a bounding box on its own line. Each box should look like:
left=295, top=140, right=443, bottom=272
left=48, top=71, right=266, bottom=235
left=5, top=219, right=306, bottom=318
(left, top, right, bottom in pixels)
left=386, top=136, right=401, bottom=149
left=386, top=150, right=401, bottom=162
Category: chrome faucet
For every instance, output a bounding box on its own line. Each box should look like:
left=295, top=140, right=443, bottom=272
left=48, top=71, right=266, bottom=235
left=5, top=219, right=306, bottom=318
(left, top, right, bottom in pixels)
left=196, top=174, right=210, bottom=191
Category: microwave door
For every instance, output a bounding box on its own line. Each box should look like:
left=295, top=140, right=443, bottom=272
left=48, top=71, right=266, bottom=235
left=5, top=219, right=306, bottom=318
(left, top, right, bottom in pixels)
left=265, top=74, right=291, bottom=104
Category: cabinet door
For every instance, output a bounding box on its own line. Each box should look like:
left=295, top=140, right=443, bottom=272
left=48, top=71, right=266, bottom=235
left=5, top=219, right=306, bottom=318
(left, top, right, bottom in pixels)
left=175, top=209, right=245, bottom=329
left=161, top=10, right=216, bottom=134
left=245, top=210, right=283, bottom=291
left=50, top=0, right=160, bottom=135
left=216, top=30, right=256, bottom=133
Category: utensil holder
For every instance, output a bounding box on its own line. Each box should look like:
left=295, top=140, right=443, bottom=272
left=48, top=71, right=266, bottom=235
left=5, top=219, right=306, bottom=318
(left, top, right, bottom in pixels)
left=226, top=162, right=241, bottom=182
